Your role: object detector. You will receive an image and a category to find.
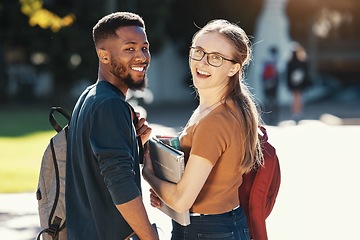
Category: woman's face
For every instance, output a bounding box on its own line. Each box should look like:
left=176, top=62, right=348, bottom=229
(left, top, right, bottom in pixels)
left=190, top=32, right=239, bottom=93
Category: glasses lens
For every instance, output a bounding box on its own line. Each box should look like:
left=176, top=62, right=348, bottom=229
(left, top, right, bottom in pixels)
left=190, top=48, right=204, bottom=61
left=190, top=47, right=225, bottom=67
left=208, top=53, right=223, bottom=67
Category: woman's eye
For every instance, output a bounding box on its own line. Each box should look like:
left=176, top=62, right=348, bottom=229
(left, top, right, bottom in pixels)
left=195, top=49, right=203, bottom=55
left=211, top=54, right=221, bottom=60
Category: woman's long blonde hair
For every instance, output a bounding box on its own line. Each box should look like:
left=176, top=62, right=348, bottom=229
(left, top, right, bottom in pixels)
left=192, top=19, right=264, bottom=172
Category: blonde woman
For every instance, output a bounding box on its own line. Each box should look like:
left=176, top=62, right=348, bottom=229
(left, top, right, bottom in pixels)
left=143, top=19, right=263, bottom=240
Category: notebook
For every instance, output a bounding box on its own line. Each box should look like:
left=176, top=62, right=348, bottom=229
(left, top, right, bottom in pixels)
left=148, top=137, right=190, bottom=226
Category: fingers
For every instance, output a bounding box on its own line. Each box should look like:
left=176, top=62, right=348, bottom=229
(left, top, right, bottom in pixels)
left=150, top=198, right=160, bottom=208
left=135, top=111, right=141, bottom=119
left=139, top=126, right=152, bottom=139
left=135, top=116, right=152, bottom=144
left=150, top=188, right=157, bottom=195
left=135, top=116, right=146, bottom=130
left=149, top=189, right=161, bottom=208
left=135, top=116, right=151, bottom=135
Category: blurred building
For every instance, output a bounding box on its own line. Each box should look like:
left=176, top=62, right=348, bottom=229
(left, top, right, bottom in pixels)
left=287, top=0, right=360, bottom=85
left=245, top=0, right=360, bottom=107
left=1, top=0, right=359, bottom=107
left=148, top=0, right=360, bottom=107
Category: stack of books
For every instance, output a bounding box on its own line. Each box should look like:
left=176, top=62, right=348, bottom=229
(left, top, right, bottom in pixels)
left=148, top=136, right=190, bottom=226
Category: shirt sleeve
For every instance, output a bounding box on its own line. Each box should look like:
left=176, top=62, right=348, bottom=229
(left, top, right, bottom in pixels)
left=89, top=98, right=140, bottom=205
left=190, top=114, right=230, bottom=166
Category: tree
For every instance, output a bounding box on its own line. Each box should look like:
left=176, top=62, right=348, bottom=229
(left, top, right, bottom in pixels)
left=0, top=0, right=265, bottom=104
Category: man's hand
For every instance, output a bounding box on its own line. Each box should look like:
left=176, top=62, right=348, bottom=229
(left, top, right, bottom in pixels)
left=134, top=112, right=152, bottom=145
left=116, top=196, right=158, bottom=240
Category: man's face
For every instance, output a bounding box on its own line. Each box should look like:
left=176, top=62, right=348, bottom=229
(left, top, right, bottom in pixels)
left=106, top=26, right=151, bottom=90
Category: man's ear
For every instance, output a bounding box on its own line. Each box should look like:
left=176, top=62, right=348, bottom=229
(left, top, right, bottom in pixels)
left=97, top=49, right=110, bottom=64
left=228, top=63, right=241, bottom=77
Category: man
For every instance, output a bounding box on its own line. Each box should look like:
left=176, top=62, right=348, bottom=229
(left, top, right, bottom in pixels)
left=66, top=12, right=158, bottom=239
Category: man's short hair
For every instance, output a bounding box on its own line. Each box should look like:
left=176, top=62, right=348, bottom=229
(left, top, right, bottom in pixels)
left=93, top=12, right=145, bottom=46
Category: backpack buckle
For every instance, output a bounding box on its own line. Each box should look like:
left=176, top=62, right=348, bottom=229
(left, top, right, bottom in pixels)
left=47, top=216, right=62, bottom=237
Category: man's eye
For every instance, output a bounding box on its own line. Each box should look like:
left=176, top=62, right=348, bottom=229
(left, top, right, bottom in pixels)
left=126, top=48, right=135, bottom=51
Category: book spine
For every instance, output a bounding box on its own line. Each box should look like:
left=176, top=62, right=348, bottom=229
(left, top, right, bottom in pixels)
left=179, top=155, right=185, bottom=178
left=156, top=136, right=181, bottom=150
left=168, top=137, right=183, bottom=178
left=169, top=137, right=181, bottom=150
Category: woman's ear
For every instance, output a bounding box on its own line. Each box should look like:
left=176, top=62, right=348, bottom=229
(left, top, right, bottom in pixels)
left=228, top=63, right=241, bottom=77
left=97, top=49, right=110, bottom=64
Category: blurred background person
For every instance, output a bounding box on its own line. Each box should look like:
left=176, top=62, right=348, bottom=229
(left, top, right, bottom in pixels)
left=286, top=42, right=310, bottom=123
left=261, top=46, right=279, bottom=125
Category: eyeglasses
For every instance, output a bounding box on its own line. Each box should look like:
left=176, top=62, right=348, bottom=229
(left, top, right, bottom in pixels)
left=189, top=47, right=237, bottom=67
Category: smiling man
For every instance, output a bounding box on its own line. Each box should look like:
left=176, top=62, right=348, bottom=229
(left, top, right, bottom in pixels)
left=65, top=12, right=158, bottom=240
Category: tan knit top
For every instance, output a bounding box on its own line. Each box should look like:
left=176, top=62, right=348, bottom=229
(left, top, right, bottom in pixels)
left=179, top=100, right=245, bottom=214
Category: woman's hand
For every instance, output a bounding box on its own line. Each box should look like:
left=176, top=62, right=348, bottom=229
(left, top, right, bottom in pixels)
left=149, top=188, right=162, bottom=208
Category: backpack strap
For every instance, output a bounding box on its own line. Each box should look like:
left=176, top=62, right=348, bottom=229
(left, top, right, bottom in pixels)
left=259, top=125, right=268, bottom=142
left=127, top=103, right=144, bottom=165
left=36, top=215, right=62, bottom=240
left=49, top=107, right=71, bottom=133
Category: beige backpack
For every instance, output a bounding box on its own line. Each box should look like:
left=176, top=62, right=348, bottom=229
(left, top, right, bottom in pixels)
left=36, top=107, right=70, bottom=240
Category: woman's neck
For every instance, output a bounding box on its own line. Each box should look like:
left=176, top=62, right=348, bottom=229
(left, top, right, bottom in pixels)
left=198, top=93, right=224, bottom=108
left=197, top=85, right=226, bottom=107
left=198, top=101, right=222, bottom=114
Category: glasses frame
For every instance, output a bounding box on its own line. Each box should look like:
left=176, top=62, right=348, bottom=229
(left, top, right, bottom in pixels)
left=189, top=47, right=237, bottom=67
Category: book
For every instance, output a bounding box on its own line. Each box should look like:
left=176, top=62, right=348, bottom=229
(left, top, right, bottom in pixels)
left=156, top=135, right=181, bottom=150
left=148, top=137, right=190, bottom=226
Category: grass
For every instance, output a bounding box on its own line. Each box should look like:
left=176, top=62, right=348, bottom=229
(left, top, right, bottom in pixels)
left=0, top=106, right=69, bottom=193
left=0, top=131, right=54, bottom=192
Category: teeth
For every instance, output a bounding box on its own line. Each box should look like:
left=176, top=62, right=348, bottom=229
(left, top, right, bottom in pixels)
left=131, top=66, right=145, bottom=72
left=197, top=69, right=210, bottom=76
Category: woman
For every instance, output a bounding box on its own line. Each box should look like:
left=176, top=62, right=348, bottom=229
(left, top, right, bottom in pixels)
left=143, top=19, right=263, bottom=240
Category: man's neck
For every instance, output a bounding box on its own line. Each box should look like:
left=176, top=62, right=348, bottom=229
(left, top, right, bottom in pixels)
left=97, top=77, right=128, bottom=96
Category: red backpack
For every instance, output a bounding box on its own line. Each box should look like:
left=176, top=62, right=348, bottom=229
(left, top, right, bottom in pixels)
left=239, top=126, right=281, bottom=240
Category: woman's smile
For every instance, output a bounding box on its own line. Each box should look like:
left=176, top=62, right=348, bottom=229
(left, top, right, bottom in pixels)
left=196, top=68, right=211, bottom=78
